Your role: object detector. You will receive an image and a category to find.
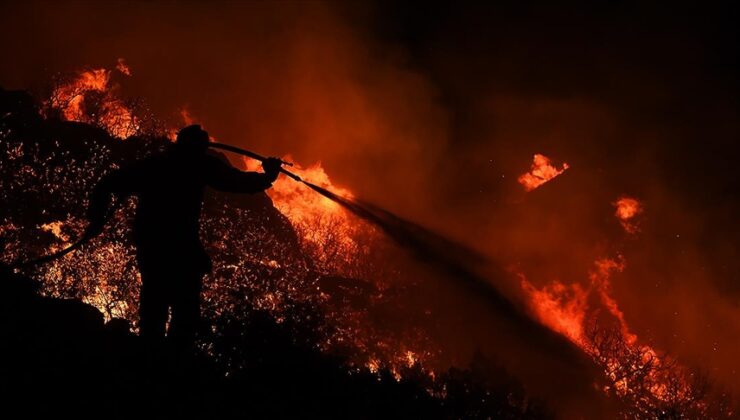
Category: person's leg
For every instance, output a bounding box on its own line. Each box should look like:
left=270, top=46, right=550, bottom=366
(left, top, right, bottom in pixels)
left=138, top=267, right=169, bottom=342
left=168, top=272, right=202, bottom=349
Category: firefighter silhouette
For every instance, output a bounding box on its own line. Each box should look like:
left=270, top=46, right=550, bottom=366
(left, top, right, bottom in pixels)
left=87, top=125, right=282, bottom=347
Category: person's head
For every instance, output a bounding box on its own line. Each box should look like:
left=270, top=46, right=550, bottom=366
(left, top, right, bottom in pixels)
left=174, top=124, right=210, bottom=156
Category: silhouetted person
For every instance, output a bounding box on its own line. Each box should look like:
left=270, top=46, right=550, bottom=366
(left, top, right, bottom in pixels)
left=87, top=125, right=282, bottom=348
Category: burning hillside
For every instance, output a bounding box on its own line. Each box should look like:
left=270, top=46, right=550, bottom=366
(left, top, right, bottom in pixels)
left=513, top=161, right=732, bottom=417
left=44, top=60, right=141, bottom=139
left=2, top=3, right=739, bottom=417
left=0, top=77, right=440, bottom=384
left=0, top=61, right=734, bottom=418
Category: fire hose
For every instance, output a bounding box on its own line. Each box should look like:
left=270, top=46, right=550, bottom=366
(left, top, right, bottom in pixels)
left=208, top=142, right=303, bottom=182
left=7, top=201, right=121, bottom=269
left=6, top=142, right=304, bottom=270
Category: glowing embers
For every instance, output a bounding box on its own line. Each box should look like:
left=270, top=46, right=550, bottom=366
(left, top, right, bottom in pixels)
left=614, top=196, right=643, bottom=234
left=45, top=60, right=140, bottom=139
left=518, top=153, right=569, bottom=191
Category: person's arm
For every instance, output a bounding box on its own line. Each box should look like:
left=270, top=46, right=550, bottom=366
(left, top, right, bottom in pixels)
left=205, top=155, right=282, bottom=193
left=86, top=163, right=141, bottom=235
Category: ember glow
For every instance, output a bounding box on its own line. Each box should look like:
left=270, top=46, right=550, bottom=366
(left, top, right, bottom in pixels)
left=518, top=153, right=570, bottom=191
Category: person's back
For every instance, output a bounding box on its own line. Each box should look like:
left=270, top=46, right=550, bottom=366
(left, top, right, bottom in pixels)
left=127, top=152, right=213, bottom=272
left=87, top=125, right=282, bottom=347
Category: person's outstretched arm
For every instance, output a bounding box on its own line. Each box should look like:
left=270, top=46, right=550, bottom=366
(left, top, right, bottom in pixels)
left=205, top=155, right=282, bottom=193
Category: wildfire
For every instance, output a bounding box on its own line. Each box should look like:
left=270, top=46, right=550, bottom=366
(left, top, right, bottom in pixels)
left=590, top=257, right=637, bottom=345
left=167, top=108, right=197, bottom=141
left=516, top=187, right=708, bottom=414
left=614, top=196, right=642, bottom=234
left=243, top=157, right=370, bottom=272
left=518, top=153, right=569, bottom=191
left=3, top=66, right=728, bottom=417
left=1, top=129, right=424, bottom=379
left=260, top=159, right=352, bottom=227
left=519, top=257, right=694, bottom=405
left=519, top=258, right=629, bottom=347
left=46, top=61, right=140, bottom=139
left=48, top=69, right=109, bottom=121
left=520, top=278, right=589, bottom=344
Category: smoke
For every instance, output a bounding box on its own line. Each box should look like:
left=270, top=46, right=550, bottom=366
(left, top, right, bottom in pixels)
left=2, top=0, right=739, bottom=413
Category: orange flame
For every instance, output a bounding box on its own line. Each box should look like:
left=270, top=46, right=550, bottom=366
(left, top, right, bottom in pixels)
left=242, top=157, right=365, bottom=267
left=520, top=277, right=589, bottom=344
left=116, top=58, right=131, bottom=76
left=180, top=108, right=195, bottom=126
left=590, top=257, right=638, bottom=345
left=46, top=61, right=140, bottom=139
left=49, top=69, right=110, bottom=122
left=519, top=255, right=694, bottom=402
left=167, top=108, right=198, bottom=141
left=269, top=161, right=352, bottom=222
left=520, top=257, right=634, bottom=348
left=517, top=153, right=569, bottom=191
left=24, top=65, right=710, bottom=411
left=614, top=196, right=642, bottom=234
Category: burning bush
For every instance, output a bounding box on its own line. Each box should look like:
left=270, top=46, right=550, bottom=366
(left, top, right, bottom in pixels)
left=43, top=61, right=159, bottom=139
left=585, top=323, right=731, bottom=419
